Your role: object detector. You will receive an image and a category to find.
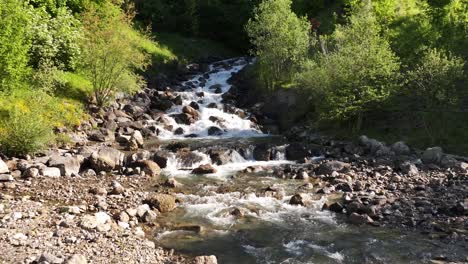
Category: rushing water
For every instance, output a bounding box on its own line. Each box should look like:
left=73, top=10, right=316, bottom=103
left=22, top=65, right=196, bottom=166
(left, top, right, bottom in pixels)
left=149, top=58, right=468, bottom=263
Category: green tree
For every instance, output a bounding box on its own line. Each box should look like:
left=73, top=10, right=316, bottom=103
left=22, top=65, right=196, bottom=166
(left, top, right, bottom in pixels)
left=296, top=2, right=400, bottom=130
left=80, top=2, right=149, bottom=107
left=246, top=0, right=310, bottom=90
left=0, top=0, right=32, bottom=91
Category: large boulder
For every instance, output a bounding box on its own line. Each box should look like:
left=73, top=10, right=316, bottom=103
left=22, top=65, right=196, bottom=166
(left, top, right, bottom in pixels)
left=171, top=113, right=195, bottom=125
left=89, top=147, right=124, bottom=172
left=145, top=194, right=177, bottom=213
left=208, top=148, right=234, bottom=165
left=316, top=161, right=351, bottom=175
left=207, top=126, right=223, bottom=136
left=175, top=149, right=204, bottom=168
left=182, top=105, right=200, bottom=119
left=48, top=155, right=83, bottom=176
left=151, top=99, right=174, bottom=111
left=192, top=164, right=217, bottom=174
left=285, top=143, right=311, bottom=161
left=391, top=141, right=410, bottom=155
left=153, top=150, right=173, bottom=168
left=253, top=144, right=272, bottom=161
left=0, top=158, right=9, bottom=174
left=422, top=147, right=444, bottom=165
left=134, top=160, right=161, bottom=177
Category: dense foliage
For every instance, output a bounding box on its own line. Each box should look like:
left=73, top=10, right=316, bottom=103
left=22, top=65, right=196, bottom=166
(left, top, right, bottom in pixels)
left=246, top=0, right=310, bottom=90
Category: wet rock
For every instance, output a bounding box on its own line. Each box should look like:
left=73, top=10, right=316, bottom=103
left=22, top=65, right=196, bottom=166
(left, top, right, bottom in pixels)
left=174, top=127, right=184, bottom=135
left=422, top=147, right=444, bottom=165
left=208, top=149, right=234, bottom=165
left=348, top=213, right=373, bottom=225
left=230, top=208, right=245, bottom=217
left=285, top=143, right=311, bottom=161
left=175, top=225, right=204, bottom=233
left=289, top=194, right=310, bottom=206
left=153, top=150, right=172, bottom=169
left=253, top=144, right=272, bottom=161
left=40, top=167, right=61, bottom=178
left=0, top=158, right=9, bottom=174
left=207, top=103, right=218, bottom=108
left=182, top=105, right=200, bottom=119
left=134, top=160, right=161, bottom=177
left=194, top=255, right=218, bottom=264
left=175, top=149, right=203, bottom=167
left=316, top=161, right=350, bottom=175
left=48, top=155, right=82, bottom=176
left=164, top=178, right=182, bottom=188
left=145, top=194, right=177, bottom=213
left=328, top=202, right=344, bottom=213
left=208, top=126, right=223, bottom=136
left=209, top=84, right=222, bottom=90
left=192, top=164, right=217, bottom=174
left=189, top=101, right=200, bottom=110
left=171, top=113, right=195, bottom=125
left=151, top=99, right=174, bottom=111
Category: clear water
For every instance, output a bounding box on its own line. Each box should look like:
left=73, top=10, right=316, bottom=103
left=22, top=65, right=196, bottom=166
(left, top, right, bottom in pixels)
left=149, top=58, right=468, bottom=263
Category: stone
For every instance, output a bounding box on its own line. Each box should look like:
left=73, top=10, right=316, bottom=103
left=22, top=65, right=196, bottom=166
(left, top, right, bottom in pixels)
left=136, top=204, right=151, bottom=218
left=391, top=141, right=410, bottom=155
left=89, top=147, right=124, bottom=172
left=174, top=127, right=184, bottom=135
left=316, top=161, right=350, bottom=175
left=285, top=143, right=312, bottom=161
left=110, top=181, right=125, bottom=195
left=0, top=174, right=14, bottom=182
left=207, top=126, right=223, bottom=136
left=209, top=84, right=222, bottom=90
left=189, top=101, right=200, bottom=110
left=22, top=167, right=39, bottom=178
left=175, top=149, right=204, bottom=167
left=41, top=167, right=61, bottom=178
left=130, top=130, right=144, bottom=147
left=289, top=194, right=310, bottom=206
left=48, top=155, right=83, bottom=176
left=400, top=162, right=419, bottom=176
left=208, top=149, right=233, bottom=165
left=348, top=213, right=373, bottom=225
left=81, top=169, right=96, bottom=177
left=171, top=113, right=195, bottom=125
left=90, top=187, right=107, bottom=196
left=142, top=210, right=158, bottom=222
left=145, top=194, right=177, bottom=213
left=134, top=160, right=161, bottom=177
left=65, top=254, right=87, bottom=264
left=0, top=158, right=9, bottom=174
left=328, top=202, right=344, bottom=213
left=182, top=105, right=200, bottom=119
left=152, top=151, right=172, bottom=168
left=164, top=178, right=182, bottom=188
left=39, top=252, right=64, bottom=264
left=192, top=164, right=217, bottom=174
left=253, top=144, right=272, bottom=161
left=422, top=147, right=444, bottom=165
left=194, top=255, right=218, bottom=264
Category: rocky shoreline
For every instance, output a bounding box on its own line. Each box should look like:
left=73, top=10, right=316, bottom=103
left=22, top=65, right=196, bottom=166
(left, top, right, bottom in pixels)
left=1, top=58, right=467, bottom=263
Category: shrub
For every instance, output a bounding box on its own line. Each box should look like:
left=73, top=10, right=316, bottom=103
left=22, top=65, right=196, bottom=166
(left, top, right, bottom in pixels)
left=0, top=107, right=53, bottom=157
left=0, top=0, right=32, bottom=91
left=295, top=2, right=400, bottom=130
left=246, top=0, right=310, bottom=91
left=80, top=2, right=149, bottom=107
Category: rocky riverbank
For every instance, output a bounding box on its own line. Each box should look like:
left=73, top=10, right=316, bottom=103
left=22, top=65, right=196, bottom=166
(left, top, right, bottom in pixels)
left=1, top=57, right=467, bottom=263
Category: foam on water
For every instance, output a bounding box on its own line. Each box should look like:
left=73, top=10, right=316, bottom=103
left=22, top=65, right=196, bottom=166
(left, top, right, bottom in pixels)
left=153, top=58, right=265, bottom=139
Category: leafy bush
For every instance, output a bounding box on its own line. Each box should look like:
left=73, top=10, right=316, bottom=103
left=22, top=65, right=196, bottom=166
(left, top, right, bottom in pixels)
left=295, top=3, right=400, bottom=129
left=29, top=7, right=83, bottom=71
left=0, top=103, right=53, bottom=157
left=80, top=2, right=149, bottom=107
left=246, top=0, right=310, bottom=90
left=0, top=0, right=32, bottom=91
left=405, top=48, right=465, bottom=109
